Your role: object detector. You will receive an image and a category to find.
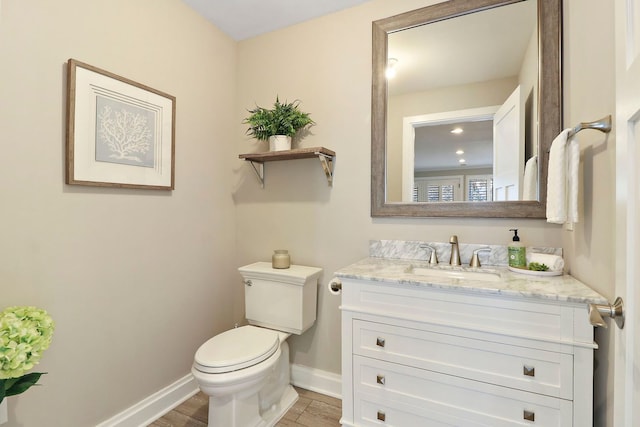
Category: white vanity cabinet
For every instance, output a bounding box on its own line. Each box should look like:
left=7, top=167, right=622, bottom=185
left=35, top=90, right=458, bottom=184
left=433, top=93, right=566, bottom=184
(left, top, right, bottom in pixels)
left=339, top=277, right=598, bottom=427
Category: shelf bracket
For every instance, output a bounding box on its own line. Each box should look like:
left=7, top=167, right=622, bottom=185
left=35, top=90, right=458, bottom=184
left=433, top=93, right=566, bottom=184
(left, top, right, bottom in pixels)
left=316, top=152, right=334, bottom=187
left=248, top=161, right=265, bottom=188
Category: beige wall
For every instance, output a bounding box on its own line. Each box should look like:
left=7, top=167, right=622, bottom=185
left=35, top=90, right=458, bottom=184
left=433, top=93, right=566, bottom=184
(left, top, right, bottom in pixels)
left=563, top=0, right=616, bottom=425
left=0, top=0, right=617, bottom=425
left=0, top=0, right=239, bottom=425
left=236, top=0, right=615, bottom=424
left=236, top=0, right=564, bottom=372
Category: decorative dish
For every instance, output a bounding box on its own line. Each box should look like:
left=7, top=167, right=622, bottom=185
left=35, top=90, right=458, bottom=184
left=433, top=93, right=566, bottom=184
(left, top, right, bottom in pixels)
left=508, top=266, right=563, bottom=277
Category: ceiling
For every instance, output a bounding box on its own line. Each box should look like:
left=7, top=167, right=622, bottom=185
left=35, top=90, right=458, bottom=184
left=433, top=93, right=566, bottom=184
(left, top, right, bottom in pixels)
left=414, top=120, right=494, bottom=172
left=181, top=0, right=374, bottom=40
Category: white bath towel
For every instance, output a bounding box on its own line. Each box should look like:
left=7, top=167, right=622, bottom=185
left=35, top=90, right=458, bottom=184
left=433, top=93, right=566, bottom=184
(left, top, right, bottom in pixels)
left=546, top=129, right=579, bottom=225
left=567, top=137, right=580, bottom=224
left=522, top=155, right=538, bottom=200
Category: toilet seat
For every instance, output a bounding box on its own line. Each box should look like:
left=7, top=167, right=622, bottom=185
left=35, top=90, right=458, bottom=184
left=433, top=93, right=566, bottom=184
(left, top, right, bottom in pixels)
left=194, top=326, right=279, bottom=374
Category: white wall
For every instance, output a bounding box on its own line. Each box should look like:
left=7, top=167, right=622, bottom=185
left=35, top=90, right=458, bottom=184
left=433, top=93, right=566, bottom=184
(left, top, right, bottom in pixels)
left=0, top=1, right=239, bottom=425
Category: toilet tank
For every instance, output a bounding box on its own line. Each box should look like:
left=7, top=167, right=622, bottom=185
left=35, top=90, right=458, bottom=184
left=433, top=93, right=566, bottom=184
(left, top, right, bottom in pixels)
left=239, top=262, right=322, bottom=335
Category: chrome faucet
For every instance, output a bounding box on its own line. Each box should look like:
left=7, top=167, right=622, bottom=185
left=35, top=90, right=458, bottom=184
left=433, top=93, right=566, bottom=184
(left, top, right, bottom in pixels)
left=449, top=235, right=461, bottom=266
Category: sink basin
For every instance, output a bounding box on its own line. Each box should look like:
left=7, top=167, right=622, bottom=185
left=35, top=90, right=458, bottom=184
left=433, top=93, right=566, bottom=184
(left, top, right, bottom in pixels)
left=407, top=266, right=501, bottom=282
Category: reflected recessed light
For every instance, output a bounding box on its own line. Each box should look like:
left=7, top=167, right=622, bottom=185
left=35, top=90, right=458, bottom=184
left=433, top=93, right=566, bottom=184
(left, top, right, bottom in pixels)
left=385, top=58, right=398, bottom=79
left=456, top=149, right=464, bottom=155
left=458, top=158, right=466, bottom=164
left=451, top=128, right=464, bottom=134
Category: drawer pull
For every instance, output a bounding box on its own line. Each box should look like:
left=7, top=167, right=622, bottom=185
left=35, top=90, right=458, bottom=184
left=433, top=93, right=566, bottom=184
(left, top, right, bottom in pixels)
left=376, top=337, right=386, bottom=348
left=376, top=374, right=386, bottom=385
left=377, top=410, right=386, bottom=422
left=523, top=410, right=535, bottom=422
left=523, top=365, right=536, bottom=377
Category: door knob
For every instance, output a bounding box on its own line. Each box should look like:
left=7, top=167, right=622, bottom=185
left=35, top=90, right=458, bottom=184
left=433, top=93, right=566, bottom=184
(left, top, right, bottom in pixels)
left=588, top=297, right=624, bottom=329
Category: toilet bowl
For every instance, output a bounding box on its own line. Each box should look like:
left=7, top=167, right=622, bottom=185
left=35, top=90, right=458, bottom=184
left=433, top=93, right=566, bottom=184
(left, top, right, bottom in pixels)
left=191, top=326, right=296, bottom=427
left=192, top=262, right=322, bottom=427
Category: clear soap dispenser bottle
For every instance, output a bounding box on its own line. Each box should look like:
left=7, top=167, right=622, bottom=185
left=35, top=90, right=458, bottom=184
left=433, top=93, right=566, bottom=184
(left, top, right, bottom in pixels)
left=508, top=229, right=526, bottom=268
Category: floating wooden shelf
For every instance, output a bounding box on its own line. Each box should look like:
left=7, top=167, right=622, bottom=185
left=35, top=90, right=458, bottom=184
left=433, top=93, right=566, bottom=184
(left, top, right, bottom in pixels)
left=239, top=147, right=336, bottom=187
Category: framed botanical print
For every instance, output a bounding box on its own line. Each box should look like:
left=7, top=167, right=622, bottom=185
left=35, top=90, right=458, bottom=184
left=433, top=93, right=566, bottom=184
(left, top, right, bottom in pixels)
left=66, top=59, right=175, bottom=190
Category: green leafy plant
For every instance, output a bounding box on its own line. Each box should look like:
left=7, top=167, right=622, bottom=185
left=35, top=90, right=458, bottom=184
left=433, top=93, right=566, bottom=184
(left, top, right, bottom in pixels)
left=528, top=262, right=550, bottom=271
left=0, top=306, right=55, bottom=404
left=243, top=97, right=314, bottom=141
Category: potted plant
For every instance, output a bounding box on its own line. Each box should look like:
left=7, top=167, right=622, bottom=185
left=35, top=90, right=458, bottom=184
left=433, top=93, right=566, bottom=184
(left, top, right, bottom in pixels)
left=243, top=97, right=314, bottom=151
left=0, top=306, right=55, bottom=420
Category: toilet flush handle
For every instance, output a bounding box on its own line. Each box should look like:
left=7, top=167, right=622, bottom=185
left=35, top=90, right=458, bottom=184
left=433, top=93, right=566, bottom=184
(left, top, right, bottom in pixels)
left=244, top=280, right=253, bottom=286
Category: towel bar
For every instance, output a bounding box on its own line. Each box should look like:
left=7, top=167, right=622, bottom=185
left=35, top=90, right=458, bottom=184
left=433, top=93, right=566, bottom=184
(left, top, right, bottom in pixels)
left=568, top=115, right=612, bottom=138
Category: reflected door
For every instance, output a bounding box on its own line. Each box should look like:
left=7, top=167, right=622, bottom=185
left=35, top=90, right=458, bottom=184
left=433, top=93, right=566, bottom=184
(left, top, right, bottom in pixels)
left=493, top=86, right=524, bottom=200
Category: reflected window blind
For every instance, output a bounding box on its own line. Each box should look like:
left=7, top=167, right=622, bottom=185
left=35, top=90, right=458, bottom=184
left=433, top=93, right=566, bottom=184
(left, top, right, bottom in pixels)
left=467, top=176, right=493, bottom=202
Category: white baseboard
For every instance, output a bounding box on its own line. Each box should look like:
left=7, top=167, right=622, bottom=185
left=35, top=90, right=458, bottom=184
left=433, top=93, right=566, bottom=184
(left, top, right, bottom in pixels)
left=96, top=364, right=341, bottom=426
left=95, top=374, right=199, bottom=427
left=290, top=364, right=342, bottom=399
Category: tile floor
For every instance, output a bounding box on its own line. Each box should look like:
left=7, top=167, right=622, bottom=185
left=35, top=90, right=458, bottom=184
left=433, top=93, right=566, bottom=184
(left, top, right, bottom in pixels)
left=148, top=387, right=342, bottom=427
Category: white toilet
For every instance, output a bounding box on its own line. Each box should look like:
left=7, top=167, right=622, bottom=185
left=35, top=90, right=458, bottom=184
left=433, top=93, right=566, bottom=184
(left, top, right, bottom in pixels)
left=191, top=261, right=322, bottom=427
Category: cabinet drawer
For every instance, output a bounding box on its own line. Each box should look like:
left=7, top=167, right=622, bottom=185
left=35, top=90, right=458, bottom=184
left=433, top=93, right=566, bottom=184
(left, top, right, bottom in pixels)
left=354, top=355, right=572, bottom=427
left=353, top=319, right=573, bottom=399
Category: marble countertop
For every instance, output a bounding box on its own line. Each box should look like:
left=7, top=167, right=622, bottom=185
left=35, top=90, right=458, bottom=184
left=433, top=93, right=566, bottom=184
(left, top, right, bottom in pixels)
left=335, top=257, right=608, bottom=305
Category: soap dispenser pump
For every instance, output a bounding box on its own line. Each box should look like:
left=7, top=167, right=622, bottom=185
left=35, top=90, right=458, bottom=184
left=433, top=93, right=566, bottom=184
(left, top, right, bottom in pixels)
left=508, top=229, right=526, bottom=268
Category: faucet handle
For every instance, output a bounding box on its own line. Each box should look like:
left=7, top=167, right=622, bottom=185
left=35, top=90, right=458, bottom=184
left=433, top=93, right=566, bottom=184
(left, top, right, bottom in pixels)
left=469, top=247, right=491, bottom=268
left=419, top=244, right=439, bottom=264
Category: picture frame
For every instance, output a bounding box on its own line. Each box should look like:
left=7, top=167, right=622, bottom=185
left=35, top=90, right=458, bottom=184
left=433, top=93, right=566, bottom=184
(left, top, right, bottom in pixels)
left=66, top=59, right=176, bottom=190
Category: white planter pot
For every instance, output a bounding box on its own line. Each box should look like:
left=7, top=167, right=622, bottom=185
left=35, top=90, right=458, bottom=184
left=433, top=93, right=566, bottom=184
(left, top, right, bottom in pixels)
left=268, top=135, right=292, bottom=151
left=0, top=398, right=7, bottom=424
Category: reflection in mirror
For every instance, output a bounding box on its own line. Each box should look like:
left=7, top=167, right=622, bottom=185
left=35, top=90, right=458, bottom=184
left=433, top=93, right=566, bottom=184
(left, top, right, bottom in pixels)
left=386, top=0, right=537, bottom=203
left=410, top=115, right=495, bottom=202
left=371, top=0, right=561, bottom=218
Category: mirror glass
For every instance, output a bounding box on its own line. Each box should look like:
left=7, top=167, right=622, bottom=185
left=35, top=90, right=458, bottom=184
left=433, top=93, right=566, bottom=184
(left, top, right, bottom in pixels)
left=371, top=0, right=561, bottom=218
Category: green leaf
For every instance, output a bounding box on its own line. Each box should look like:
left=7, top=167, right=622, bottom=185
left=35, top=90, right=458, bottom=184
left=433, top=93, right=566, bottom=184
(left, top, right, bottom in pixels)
left=243, top=97, right=314, bottom=141
left=4, top=372, right=46, bottom=397
left=528, top=262, right=549, bottom=271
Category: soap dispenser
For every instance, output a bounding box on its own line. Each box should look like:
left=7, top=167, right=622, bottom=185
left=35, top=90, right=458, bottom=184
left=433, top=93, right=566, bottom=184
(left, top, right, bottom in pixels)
left=508, top=229, right=526, bottom=268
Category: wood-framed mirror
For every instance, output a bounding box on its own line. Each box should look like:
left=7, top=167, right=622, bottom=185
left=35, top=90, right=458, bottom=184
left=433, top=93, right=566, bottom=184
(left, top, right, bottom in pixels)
left=371, top=0, right=561, bottom=218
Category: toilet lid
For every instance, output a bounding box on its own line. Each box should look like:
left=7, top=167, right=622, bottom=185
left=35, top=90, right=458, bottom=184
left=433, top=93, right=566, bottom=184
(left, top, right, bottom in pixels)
left=194, top=326, right=280, bottom=374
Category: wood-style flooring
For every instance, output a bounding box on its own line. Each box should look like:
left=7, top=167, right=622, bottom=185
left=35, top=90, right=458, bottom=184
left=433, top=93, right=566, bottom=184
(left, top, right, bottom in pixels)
left=148, top=387, right=342, bottom=427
